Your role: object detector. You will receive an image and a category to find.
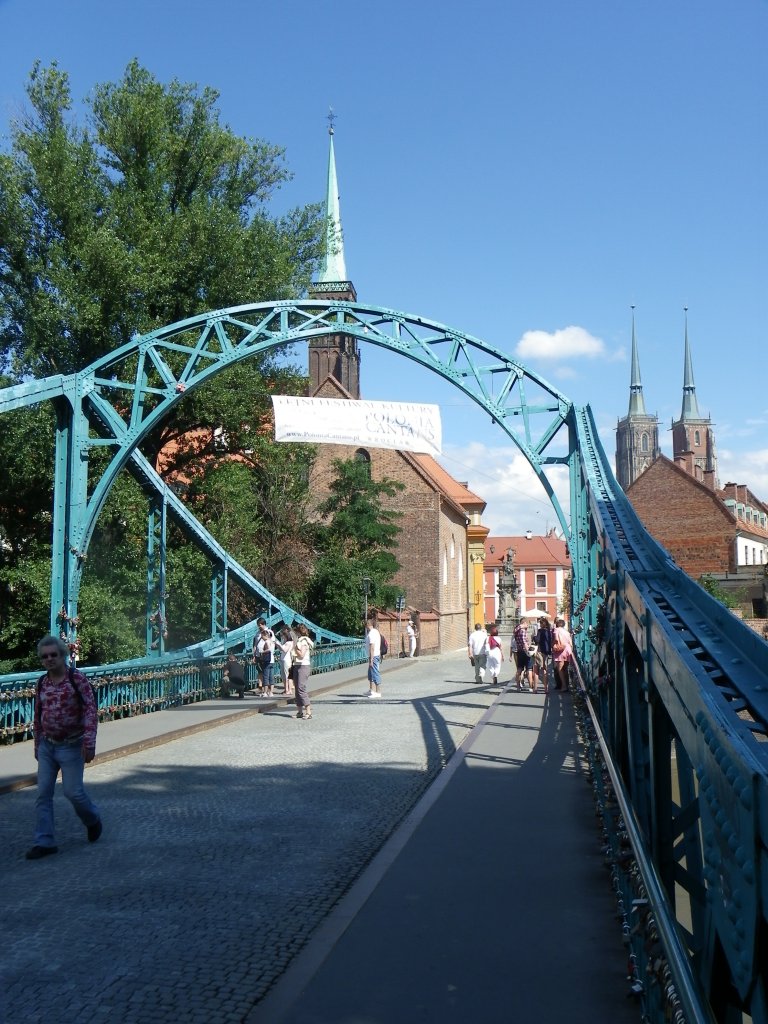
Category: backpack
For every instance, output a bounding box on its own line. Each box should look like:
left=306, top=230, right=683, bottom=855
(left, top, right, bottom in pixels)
left=380, top=635, right=389, bottom=657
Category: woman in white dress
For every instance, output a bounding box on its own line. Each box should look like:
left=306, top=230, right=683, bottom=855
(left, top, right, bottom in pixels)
left=485, top=624, right=504, bottom=685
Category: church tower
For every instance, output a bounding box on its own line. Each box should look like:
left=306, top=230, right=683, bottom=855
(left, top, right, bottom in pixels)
left=615, top=307, right=660, bottom=490
left=671, top=308, right=718, bottom=489
left=308, top=115, right=360, bottom=398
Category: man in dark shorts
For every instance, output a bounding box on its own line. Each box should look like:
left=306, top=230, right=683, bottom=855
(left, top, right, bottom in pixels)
left=222, top=654, right=246, bottom=698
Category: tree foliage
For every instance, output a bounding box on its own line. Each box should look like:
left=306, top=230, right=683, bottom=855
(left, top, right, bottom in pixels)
left=0, top=61, right=326, bottom=667
left=698, top=574, right=745, bottom=612
left=305, top=458, right=405, bottom=635
left=0, top=59, right=323, bottom=377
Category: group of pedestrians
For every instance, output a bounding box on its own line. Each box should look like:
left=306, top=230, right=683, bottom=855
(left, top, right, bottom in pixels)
left=221, top=618, right=315, bottom=719
left=467, top=616, right=573, bottom=692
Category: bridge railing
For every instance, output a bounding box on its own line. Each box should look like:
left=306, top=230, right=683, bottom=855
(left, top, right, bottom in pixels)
left=570, top=656, right=717, bottom=1024
left=0, top=642, right=367, bottom=745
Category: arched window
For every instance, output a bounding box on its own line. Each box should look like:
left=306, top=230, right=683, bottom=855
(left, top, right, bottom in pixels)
left=641, top=432, right=649, bottom=452
left=450, top=534, right=455, bottom=558
left=694, top=430, right=701, bottom=446
left=458, top=546, right=464, bottom=582
left=443, top=546, right=448, bottom=586
left=354, top=448, right=371, bottom=476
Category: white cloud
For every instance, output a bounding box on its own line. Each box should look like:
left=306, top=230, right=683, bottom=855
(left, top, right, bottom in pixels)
left=516, top=325, right=606, bottom=361
left=439, top=442, right=571, bottom=536
left=718, top=448, right=768, bottom=501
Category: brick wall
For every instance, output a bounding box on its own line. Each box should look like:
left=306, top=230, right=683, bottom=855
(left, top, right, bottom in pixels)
left=311, top=444, right=468, bottom=651
left=627, top=457, right=736, bottom=577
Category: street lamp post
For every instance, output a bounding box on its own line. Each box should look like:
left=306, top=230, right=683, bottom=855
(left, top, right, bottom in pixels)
left=360, top=577, right=372, bottom=625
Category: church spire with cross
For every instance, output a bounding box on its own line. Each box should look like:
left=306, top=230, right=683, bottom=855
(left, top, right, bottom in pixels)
left=308, top=110, right=360, bottom=398
left=671, top=308, right=718, bottom=488
left=615, top=306, right=660, bottom=490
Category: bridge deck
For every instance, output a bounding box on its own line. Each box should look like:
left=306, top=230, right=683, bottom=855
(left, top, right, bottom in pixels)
left=2, top=653, right=637, bottom=1024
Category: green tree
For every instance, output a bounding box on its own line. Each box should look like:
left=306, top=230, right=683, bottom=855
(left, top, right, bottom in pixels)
left=306, top=458, right=404, bottom=635
left=0, top=59, right=323, bottom=377
left=0, top=61, right=326, bottom=665
left=698, top=574, right=744, bottom=612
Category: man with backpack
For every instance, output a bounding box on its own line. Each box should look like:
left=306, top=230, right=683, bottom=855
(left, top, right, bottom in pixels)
left=26, top=635, right=102, bottom=860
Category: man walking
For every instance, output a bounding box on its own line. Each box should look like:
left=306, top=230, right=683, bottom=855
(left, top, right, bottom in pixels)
left=26, top=635, right=102, bottom=860
left=366, top=617, right=382, bottom=698
left=468, top=622, right=489, bottom=684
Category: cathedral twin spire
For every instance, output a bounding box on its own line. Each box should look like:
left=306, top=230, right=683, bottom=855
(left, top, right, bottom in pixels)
left=616, top=308, right=717, bottom=490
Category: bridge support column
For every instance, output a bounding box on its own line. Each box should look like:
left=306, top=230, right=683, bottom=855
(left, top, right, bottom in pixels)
left=211, top=560, right=228, bottom=641
left=50, top=394, right=89, bottom=656
left=146, top=492, right=168, bottom=655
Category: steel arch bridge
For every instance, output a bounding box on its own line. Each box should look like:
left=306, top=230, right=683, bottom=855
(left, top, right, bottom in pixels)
left=1, top=299, right=767, bottom=1022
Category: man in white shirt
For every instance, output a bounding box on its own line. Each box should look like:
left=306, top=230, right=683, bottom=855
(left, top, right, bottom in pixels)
left=467, top=622, right=489, bottom=684
left=366, top=617, right=382, bottom=697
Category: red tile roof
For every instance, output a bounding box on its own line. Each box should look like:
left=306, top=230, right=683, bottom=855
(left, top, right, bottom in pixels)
left=484, top=534, right=570, bottom=568
left=410, top=454, right=486, bottom=512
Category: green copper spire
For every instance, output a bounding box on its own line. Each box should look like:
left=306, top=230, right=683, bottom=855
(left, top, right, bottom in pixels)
left=679, top=307, right=701, bottom=420
left=318, top=109, right=347, bottom=283
left=628, top=305, right=646, bottom=416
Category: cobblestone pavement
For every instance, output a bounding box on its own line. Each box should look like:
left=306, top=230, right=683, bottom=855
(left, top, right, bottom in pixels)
left=1, top=653, right=497, bottom=1024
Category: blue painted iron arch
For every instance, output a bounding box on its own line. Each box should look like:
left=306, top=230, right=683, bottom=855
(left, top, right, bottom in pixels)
left=1, top=299, right=577, bottom=626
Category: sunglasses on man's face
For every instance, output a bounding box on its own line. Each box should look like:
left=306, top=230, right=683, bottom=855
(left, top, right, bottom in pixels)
left=40, top=652, right=61, bottom=661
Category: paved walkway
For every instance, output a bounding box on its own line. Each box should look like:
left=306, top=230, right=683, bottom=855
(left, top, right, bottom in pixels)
left=1, top=653, right=638, bottom=1024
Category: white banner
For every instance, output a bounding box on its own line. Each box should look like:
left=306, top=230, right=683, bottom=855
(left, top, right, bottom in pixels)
left=272, top=397, right=442, bottom=456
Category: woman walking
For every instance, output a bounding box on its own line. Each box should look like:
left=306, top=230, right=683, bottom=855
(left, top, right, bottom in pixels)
left=552, top=618, right=573, bottom=691
left=292, top=624, right=314, bottom=719
left=485, top=625, right=504, bottom=685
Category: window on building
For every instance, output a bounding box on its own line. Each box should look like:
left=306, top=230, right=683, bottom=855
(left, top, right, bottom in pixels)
left=535, top=573, right=547, bottom=590
left=694, top=430, right=701, bottom=446
left=354, top=449, right=371, bottom=476
left=442, top=547, right=448, bottom=586
left=641, top=432, right=648, bottom=452
left=450, top=535, right=455, bottom=558
left=458, top=547, right=464, bottom=582
left=536, top=601, right=547, bottom=612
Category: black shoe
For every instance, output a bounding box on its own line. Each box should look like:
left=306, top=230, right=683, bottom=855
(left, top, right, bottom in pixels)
left=87, top=819, right=103, bottom=843
left=26, top=845, right=58, bottom=860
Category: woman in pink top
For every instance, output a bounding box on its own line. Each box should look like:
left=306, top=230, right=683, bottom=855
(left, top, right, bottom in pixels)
left=552, top=619, right=572, bottom=692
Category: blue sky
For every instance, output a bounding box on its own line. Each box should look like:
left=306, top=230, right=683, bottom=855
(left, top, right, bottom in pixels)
left=2, top=0, right=767, bottom=534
